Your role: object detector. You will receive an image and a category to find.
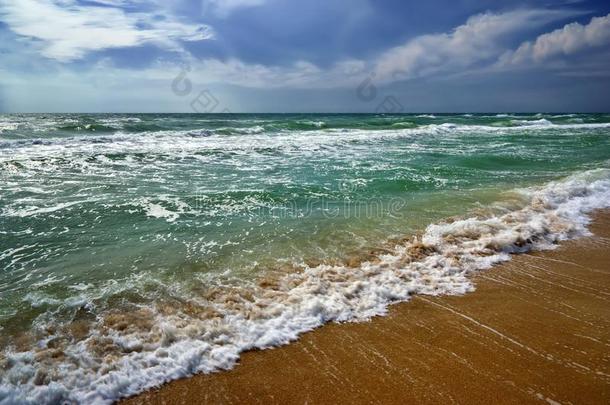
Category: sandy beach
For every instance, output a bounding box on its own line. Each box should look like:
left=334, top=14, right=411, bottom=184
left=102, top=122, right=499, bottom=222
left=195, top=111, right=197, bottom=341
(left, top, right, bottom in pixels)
left=121, top=210, right=610, bottom=404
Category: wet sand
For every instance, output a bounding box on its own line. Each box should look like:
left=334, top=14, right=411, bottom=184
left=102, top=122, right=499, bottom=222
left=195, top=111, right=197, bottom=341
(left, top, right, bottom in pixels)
left=122, top=210, right=610, bottom=405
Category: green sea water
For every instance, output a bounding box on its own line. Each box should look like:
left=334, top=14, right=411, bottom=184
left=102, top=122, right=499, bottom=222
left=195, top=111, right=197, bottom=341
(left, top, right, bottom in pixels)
left=1, top=113, right=609, bottom=403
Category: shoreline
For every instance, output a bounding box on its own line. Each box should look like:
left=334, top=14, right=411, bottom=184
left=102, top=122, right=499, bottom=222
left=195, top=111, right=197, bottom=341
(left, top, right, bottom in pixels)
left=122, top=209, right=610, bottom=404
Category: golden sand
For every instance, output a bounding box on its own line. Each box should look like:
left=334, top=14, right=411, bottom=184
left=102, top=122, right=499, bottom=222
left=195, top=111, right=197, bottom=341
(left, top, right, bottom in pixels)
left=122, top=210, right=610, bottom=404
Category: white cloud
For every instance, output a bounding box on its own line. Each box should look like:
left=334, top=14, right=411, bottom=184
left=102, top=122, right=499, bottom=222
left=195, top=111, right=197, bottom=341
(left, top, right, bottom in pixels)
left=2, top=3, right=606, bottom=94
left=164, top=57, right=368, bottom=88
left=0, top=0, right=214, bottom=61
left=499, top=13, right=610, bottom=66
left=202, top=0, right=266, bottom=18
left=0, top=54, right=369, bottom=112
left=174, top=9, right=590, bottom=89
left=374, top=9, right=583, bottom=81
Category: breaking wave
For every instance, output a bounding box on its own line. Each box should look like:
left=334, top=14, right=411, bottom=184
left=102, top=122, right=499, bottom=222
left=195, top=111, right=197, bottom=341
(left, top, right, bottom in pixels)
left=1, top=168, right=609, bottom=404
left=2, top=120, right=610, bottom=161
left=1, top=114, right=609, bottom=139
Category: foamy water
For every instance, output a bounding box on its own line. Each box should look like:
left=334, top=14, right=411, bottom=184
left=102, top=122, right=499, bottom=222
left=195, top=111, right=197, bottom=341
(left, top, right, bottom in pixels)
left=1, top=113, right=609, bottom=403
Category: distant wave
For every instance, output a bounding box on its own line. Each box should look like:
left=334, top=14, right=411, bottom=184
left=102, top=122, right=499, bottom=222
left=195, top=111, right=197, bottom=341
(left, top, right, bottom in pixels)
left=1, top=114, right=608, bottom=138
left=510, top=118, right=553, bottom=126
left=2, top=121, right=610, bottom=183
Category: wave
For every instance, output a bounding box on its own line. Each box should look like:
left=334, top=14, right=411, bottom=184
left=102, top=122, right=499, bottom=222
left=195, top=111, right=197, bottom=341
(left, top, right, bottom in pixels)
left=0, top=117, right=325, bottom=135
left=213, top=125, right=266, bottom=135
left=434, top=121, right=610, bottom=130
left=1, top=113, right=609, bottom=141
left=550, top=114, right=578, bottom=118
left=0, top=116, right=164, bottom=135
left=56, top=124, right=117, bottom=132
left=1, top=168, right=609, bottom=404
left=2, top=121, right=609, bottom=179
left=510, top=118, right=553, bottom=126
left=2, top=120, right=609, bottom=148
left=295, top=120, right=326, bottom=128
left=0, top=122, right=19, bottom=133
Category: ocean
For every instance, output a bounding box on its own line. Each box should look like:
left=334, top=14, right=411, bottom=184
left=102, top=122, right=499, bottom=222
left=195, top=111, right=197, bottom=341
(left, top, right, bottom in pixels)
left=1, top=113, right=609, bottom=403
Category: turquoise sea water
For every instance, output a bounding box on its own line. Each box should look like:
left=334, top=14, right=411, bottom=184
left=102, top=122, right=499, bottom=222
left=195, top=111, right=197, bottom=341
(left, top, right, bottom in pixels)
left=1, top=113, right=609, bottom=403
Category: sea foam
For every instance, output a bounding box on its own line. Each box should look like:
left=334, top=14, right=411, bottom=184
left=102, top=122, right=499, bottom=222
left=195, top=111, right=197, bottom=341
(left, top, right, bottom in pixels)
left=1, top=168, right=609, bottom=404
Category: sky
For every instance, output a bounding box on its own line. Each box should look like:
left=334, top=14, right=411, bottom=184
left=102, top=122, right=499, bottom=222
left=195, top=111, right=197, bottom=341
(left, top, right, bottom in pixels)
left=0, top=0, right=610, bottom=112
